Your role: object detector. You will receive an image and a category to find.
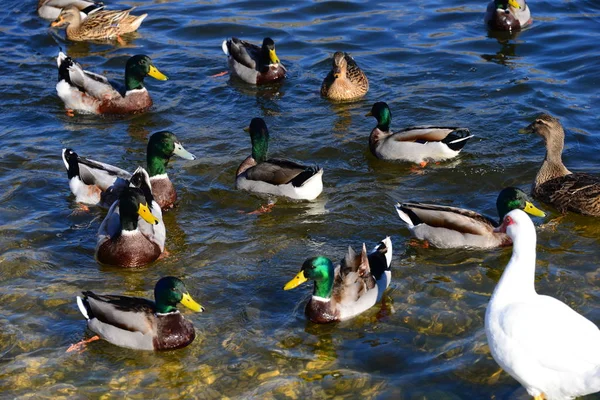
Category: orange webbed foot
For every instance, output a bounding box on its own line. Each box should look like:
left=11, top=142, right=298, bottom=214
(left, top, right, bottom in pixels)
left=65, top=109, right=75, bottom=117
left=211, top=71, right=228, bottom=78
left=66, top=335, right=100, bottom=353
left=247, top=203, right=275, bottom=215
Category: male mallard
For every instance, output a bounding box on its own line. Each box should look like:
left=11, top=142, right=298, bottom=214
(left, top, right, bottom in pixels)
left=366, top=102, right=472, bottom=165
left=236, top=118, right=323, bottom=201
left=221, top=37, right=286, bottom=85
left=55, top=51, right=167, bottom=115
left=284, top=237, right=392, bottom=324
left=74, top=277, right=204, bottom=351
left=95, top=186, right=165, bottom=268
left=38, top=0, right=103, bottom=21
left=395, top=187, right=545, bottom=249
left=524, top=114, right=600, bottom=217
left=485, top=210, right=600, bottom=399
left=51, top=6, right=147, bottom=41
left=321, top=52, right=369, bottom=101
left=62, top=131, right=195, bottom=210
left=485, top=0, right=531, bottom=32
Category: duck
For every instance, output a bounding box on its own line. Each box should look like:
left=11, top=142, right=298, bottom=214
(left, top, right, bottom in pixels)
left=485, top=0, right=532, bottom=32
left=221, top=37, right=286, bottom=85
left=51, top=6, right=147, bottom=42
left=37, top=0, right=103, bottom=21
left=62, top=131, right=196, bottom=210
left=95, top=186, right=165, bottom=268
left=366, top=102, right=473, bottom=165
left=73, top=277, right=204, bottom=351
left=236, top=118, right=323, bottom=201
left=395, top=187, right=546, bottom=249
left=485, top=209, right=600, bottom=399
left=284, top=237, right=392, bottom=324
left=320, top=52, right=369, bottom=101
left=55, top=51, right=167, bottom=115
left=524, top=114, right=600, bottom=217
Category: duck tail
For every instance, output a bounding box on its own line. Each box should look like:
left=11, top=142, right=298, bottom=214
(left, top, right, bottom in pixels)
left=57, top=52, right=75, bottom=84
left=62, top=148, right=80, bottom=179
left=442, top=128, right=472, bottom=151
left=128, top=13, right=148, bottom=30
left=290, top=166, right=322, bottom=188
left=372, top=236, right=392, bottom=269
left=395, top=203, right=416, bottom=228
left=221, top=40, right=230, bottom=56
left=76, top=296, right=90, bottom=320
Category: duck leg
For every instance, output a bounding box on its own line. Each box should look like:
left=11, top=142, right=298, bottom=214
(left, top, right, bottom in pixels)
left=533, top=395, right=546, bottom=400
left=211, top=71, right=228, bottom=77
left=247, top=202, right=275, bottom=215
left=66, top=335, right=100, bottom=353
left=65, top=109, right=75, bottom=117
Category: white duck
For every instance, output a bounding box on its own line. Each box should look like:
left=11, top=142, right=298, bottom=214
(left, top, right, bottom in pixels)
left=485, top=209, right=600, bottom=400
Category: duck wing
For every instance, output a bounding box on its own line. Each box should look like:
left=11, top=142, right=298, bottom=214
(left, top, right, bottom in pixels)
left=343, top=53, right=368, bottom=88
left=398, top=202, right=496, bottom=235
left=225, top=37, right=260, bottom=70
left=537, top=173, right=600, bottom=216
left=75, top=155, right=131, bottom=190
left=81, top=291, right=156, bottom=334
left=392, top=127, right=471, bottom=145
left=246, top=159, right=319, bottom=187
left=57, top=52, right=118, bottom=99
left=335, top=244, right=376, bottom=304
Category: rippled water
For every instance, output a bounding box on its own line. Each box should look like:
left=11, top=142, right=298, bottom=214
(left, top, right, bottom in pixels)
left=1, top=0, right=599, bottom=398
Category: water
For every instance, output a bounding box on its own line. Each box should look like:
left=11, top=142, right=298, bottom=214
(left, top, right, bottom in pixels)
left=1, top=0, right=599, bottom=398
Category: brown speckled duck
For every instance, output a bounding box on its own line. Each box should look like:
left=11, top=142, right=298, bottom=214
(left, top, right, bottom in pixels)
left=95, top=186, right=165, bottom=268
left=221, top=37, right=286, bottom=85
left=321, top=52, right=369, bottom=101
left=51, top=6, right=147, bottom=41
left=74, top=277, right=204, bottom=351
left=524, top=114, right=600, bottom=216
left=56, top=51, right=167, bottom=115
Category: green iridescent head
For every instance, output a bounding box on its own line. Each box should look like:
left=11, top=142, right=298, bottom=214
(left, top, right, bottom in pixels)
left=366, top=102, right=392, bottom=131
left=247, top=118, right=270, bottom=163
left=118, top=187, right=159, bottom=231
left=146, top=131, right=196, bottom=176
left=125, top=55, right=168, bottom=91
left=283, top=256, right=335, bottom=298
left=154, top=277, right=205, bottom=314
left=496, top=187, right=545, bottom=223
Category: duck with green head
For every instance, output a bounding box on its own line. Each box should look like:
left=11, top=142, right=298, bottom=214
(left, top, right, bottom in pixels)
left=95, top=186, right=165, bottom=268
left=366, top=102, right=473, bottom=166
left=56, top=51, right=168, bottom=115
left=485, top=0, right=532, bottom=32
left=394, top=187, right=546, bottom=249
left=221, top=37, right=286, bottom=85
left=73, top=277, right=204, bottom=351
left=284, top=237, right=392, bottom=324
left=62, top=131, right=195, bottom=210
left=236, top=118, right=323, bottom=201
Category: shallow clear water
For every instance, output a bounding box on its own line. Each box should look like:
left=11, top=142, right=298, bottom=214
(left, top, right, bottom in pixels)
left=1, top=0, right=599, bottom=398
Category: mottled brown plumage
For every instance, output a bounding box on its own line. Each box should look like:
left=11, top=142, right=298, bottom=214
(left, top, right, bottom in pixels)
left=51, top=6, right=147, bottom=41
left=525, top=114, right=600, bottom=216
left=321, top=52, right=369, bottom=101
left=149, top=177, right=177, bottom=210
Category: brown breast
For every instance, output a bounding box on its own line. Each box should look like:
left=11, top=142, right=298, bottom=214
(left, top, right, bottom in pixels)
left=151, top=178, right=177, bottom=210
left=97, top=233, right=161, bottom=268
left=305, top=299, right=339, bottom=324
left=152, top=313, right=196, bottom=350
left=99, top=90, right=153, bottom=114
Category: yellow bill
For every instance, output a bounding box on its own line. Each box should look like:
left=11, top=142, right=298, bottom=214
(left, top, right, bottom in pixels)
left=365, top=111, right=373, bottom=117
left=283, top=270, right=308, bottom=291
left=180, top=292, right=204, bottom=312
left=508, top=0, right=521, bottom=9
left=51, top=17, right=64, bottom=27
left=243, top=126, right=250, bottom=133
left=138, top=203, right=160, bottom=225
left=148, top=65, right=168, bottom=81
left=524, top=201, right=546, bottom=217
left=269, top=49, right=280, bottom=65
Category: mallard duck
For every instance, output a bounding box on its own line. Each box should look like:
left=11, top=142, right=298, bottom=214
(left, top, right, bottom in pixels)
left=236, top=118, right=323, bottom=201
left=524, top=114, right=600, bottom=217
left=221, top=37, right=286, bottom=85
left=75, top=277, right=204, bottom=351
left=366, top=102, right=473, bottom=165
left=38, top=0, right=103, bottom=21
left=62, top=132, right=195, bottom=210
left=320, top=52, right=369, bottom=101
left=485, top=0, right=532, bottom=32
left=55, top=51, right=167, bottom=115
left=485, top=209, right=600, bottom=399
left=395, top=187, right=545, bottom=249
left=51, top=6, right=147, bottom=41
left=95, top=186, right=165, bottom=268
left=284, top=237, right=392, bottom=323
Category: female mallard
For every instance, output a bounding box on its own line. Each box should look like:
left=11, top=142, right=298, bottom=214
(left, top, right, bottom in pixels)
left=62, top=131, right=195, bottom=210
left=485, top=0, right=532, bottom=32
left=55, top=51, right=167, bottom=115
left=236, top=118, right=323, bottom=201
left=284, top=237, right=392, bottom=324
left=525, top=114, right=600, bottom=216
left=395, top=187, right=545, bottom=249
left=485, top=210, right=600, bottom=399
left=38, top=0, right=103, bottom=21
left=221, top=37, right=286, bottom=85
left=51, top=6, right=147, bottom=41
left=95, top=186, right=165, bottom=268
left=321, top=52, right=369, bottom=101
left=366, top=102, right=473, bottom=165
left=73, top=277, right=204, bottom=351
